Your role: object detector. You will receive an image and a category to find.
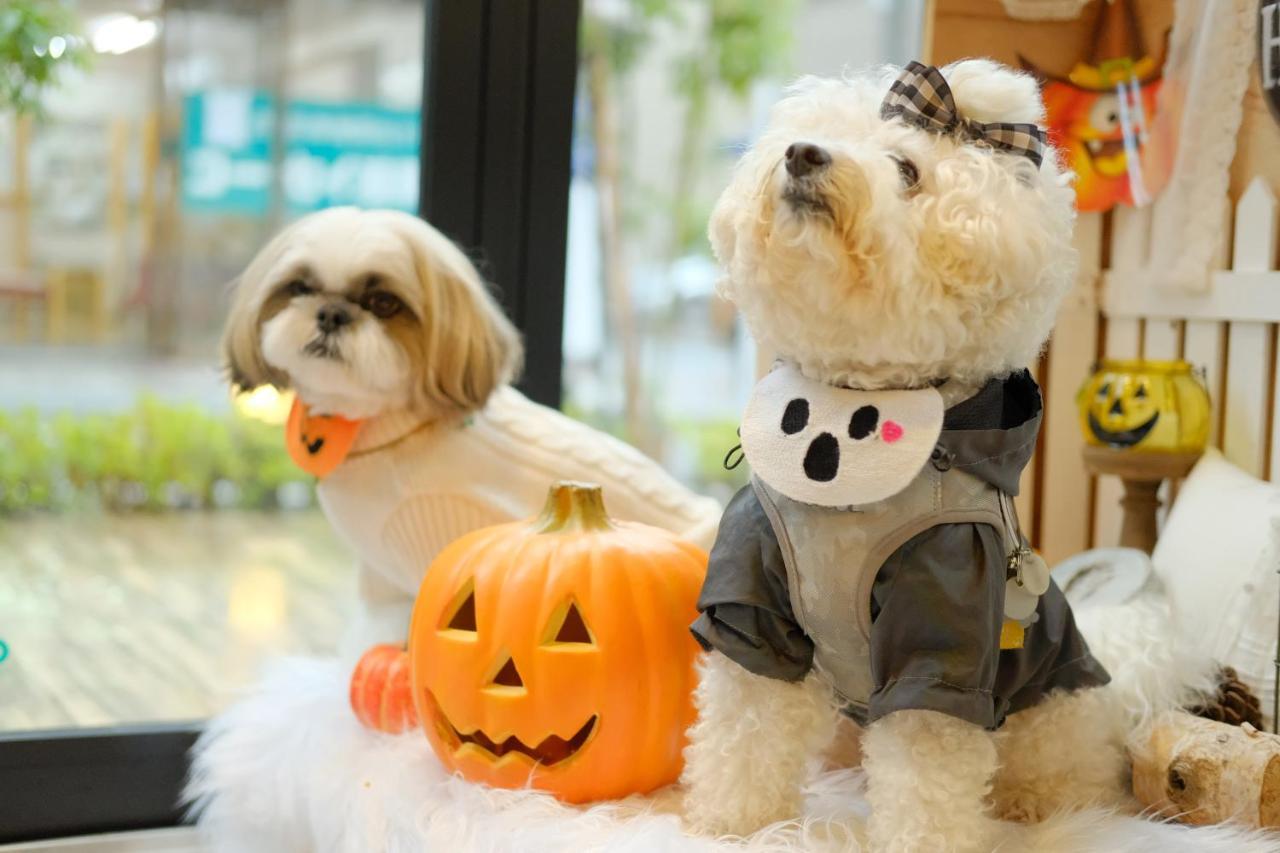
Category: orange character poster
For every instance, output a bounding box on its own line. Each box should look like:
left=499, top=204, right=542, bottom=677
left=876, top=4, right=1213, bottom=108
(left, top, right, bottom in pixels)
left=1023, top=0, right=1167, bottom=212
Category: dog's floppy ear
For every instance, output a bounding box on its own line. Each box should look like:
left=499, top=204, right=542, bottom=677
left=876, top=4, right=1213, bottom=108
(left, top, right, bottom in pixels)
left=393, top=215, right=523, bottom=413
left=709, top=199, right=737, bottom=270
left=223, top=275, right=270, bottom=392
left=940, top=58, right=1045, bottom=126
left=222, top=230, right=294, bottom=393
left=708, top=174, right=747, bottom=300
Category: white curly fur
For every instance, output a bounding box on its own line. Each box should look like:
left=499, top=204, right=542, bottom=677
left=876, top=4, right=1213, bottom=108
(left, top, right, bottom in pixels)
left=682, top=653, right=839, bottom=836
left=863, top=709, right=1002, bottom=852
left=1075, top=596, right=1223, bottom=728
left=991, top=689, right=1130, bottom=823
left=709, top=59, right=1076, bottom=391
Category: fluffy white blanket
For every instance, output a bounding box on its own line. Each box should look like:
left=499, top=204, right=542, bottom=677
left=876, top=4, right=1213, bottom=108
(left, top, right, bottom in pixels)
left=187, top=603, right=1279, bottom=852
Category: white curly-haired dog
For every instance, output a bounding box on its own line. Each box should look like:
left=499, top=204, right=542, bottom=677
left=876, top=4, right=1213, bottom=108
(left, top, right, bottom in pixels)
left=681, top=60, right=1126, bottom=851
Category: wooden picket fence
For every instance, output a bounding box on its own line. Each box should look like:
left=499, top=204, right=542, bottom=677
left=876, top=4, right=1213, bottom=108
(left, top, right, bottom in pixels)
left=1024, top=177, right=1280, bottom=564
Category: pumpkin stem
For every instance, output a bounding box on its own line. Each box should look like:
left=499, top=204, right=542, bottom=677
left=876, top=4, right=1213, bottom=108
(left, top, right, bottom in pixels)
left=533, top=481, right=615, bottom=533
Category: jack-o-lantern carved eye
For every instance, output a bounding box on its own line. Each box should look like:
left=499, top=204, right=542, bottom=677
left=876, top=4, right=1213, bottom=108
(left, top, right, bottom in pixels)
left=542, top=600, right=594, bottom=646
left=1134, top=384, right=1148, bottom=400
left=441, top=580, right=478, bottom=634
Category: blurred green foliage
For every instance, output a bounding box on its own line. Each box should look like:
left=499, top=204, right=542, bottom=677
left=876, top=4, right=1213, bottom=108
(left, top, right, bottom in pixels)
left=0, top=1, right=90, bottom=116
left=671, top=415, right=749, bottom=494
left=0, top=397, right=311, bottom=514
left=581, top=0, right=796, bottom=259
left=563, top=399, right=747, bottom=497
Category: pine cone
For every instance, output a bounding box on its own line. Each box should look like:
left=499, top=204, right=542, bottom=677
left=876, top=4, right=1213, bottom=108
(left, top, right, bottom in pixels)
left=1187, top=666, right=1266, bottom=730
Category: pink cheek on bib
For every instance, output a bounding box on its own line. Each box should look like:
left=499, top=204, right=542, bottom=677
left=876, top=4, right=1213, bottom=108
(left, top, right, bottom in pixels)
left=881, top=421, right=904, bottom=444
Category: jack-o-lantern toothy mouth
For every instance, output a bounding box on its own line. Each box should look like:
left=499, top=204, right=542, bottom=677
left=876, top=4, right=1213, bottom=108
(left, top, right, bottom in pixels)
left=451, top=716, right=597, bottom=765
left=425, top=691, right=597, bottom=766
left=1088, top=411, right=1159, bottom=448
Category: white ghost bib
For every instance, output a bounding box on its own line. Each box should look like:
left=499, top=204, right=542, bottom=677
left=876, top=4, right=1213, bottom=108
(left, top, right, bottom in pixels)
left=740, top=363, right=944, bottom=508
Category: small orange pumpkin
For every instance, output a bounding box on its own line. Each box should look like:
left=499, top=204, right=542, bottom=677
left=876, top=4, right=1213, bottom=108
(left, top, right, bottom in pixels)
left=408, top=482, right=707, bottom=803
left=350, top=644, right=419, bottom=734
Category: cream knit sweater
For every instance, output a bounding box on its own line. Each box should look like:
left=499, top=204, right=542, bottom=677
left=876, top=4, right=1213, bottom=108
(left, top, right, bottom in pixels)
left=317, top=386, right=722, bottom=648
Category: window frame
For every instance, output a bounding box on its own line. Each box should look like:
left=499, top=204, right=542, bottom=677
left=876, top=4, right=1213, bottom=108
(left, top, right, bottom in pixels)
left=0, top=725, right=200, bottom=844
left=420, top=0, right=578, bottom=408
left=0, top=0, right=579, bottom=841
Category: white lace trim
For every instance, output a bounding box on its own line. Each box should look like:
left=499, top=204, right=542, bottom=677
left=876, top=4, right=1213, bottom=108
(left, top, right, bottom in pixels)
left=1147, top=0, right=1257, bottom=292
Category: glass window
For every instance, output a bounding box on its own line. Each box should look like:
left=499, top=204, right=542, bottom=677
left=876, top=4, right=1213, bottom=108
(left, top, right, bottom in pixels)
left=0, top=0, right=424, bottom=733
left=563, top=0, right=924, bottom=505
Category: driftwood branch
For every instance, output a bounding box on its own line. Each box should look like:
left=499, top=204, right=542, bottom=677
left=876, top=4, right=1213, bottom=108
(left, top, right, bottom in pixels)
left=1131, top=711, right=1280, bottom=827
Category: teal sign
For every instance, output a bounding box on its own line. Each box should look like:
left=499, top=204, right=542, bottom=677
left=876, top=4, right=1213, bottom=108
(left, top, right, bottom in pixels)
left=181, top=90, right=420, bottom=215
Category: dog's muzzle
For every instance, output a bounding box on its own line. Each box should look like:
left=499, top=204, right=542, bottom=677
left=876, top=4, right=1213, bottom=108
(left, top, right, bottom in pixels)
left=302, top=334, right=343, bottom=360
left=780, top=142, right=834, bottom=217
left=303, top=301, right=352, bottom=360
left=785, top=142, right=830, bottom=178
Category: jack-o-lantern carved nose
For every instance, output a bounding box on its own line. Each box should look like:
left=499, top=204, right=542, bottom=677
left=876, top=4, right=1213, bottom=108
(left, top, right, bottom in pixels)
left=1109, top=398, right=1124, bottom=416
left=490, top=655, right=524, bottom=688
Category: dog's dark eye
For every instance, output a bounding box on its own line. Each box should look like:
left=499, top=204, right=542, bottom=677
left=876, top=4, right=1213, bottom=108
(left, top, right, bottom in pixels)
left=890, top=155, right=919, bottom=191
left=285, top=279, right=313, bottom=298
left=362, top=291, right=403, bottom=319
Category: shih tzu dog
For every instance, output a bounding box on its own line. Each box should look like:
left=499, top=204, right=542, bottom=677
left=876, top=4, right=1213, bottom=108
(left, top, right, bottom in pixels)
left=223, top=207, right=719, bottom=648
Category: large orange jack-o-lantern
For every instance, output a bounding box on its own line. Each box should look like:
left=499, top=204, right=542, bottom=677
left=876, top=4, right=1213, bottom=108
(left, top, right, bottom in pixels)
left=406, top=482, right=708, bottom=803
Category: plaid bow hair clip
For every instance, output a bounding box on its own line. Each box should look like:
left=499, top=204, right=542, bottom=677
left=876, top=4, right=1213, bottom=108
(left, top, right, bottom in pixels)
left=880, top=61, right=1046, bottom=169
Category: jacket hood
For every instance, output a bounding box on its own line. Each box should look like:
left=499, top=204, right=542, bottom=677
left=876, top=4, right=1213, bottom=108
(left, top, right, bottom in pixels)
left=937, top=370, right=1042, bottom=496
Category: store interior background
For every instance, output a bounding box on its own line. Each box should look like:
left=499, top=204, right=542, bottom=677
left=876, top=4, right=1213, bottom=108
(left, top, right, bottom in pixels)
left=0, top=0, right=921, bottom=732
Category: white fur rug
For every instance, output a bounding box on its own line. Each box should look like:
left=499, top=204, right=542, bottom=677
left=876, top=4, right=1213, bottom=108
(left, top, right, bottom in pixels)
left=187, top=604, right=1280, bottom=853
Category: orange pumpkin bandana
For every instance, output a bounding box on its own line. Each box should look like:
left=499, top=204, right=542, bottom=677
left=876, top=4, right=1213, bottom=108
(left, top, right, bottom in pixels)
left=286, top=398, right=363, bottom=478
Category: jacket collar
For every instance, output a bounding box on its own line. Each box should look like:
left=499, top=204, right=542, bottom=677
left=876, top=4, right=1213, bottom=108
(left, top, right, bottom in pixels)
left=936, top=370, right=1042, bottom=496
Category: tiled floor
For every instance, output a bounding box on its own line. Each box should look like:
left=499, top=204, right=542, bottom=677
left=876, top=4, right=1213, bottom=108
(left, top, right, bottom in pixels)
left=0, top=510, right=351, bottom=732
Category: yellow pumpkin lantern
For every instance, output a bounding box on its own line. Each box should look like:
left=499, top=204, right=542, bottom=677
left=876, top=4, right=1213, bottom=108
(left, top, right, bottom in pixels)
left=408, top=481, right=707, bottom=803
left=1077, top=359, right=1210, bottom=453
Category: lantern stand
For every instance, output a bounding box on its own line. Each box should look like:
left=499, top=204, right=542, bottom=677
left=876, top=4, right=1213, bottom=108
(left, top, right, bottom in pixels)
left=1081, top=446, right=1201, bottom=554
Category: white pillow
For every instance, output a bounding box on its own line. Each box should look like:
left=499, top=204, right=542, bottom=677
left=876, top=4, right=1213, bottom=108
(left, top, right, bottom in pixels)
left=1152, top=448, right=1280, bottom=722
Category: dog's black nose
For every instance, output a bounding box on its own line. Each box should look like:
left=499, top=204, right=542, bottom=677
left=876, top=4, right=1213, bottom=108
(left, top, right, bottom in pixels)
left=316, top=302, right=352, bottom=334
left=785, top=142, right=831, bottom=178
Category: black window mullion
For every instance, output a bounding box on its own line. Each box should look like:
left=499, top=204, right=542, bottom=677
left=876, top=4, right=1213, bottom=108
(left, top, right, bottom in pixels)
left=476, top=0, right=533, bottom=326
left=418, top=0, right=486, bottom=249
left=515, top=0, right=578, bottom=407
left=419, top=0, right=579, bottom=408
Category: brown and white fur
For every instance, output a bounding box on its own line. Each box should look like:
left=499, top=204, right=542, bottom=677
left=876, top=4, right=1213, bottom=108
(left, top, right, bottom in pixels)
left=222, top=207, right=720, bottom=649
left=681, top=60, right=1128, bottom=851
left=224, top=207, right=521, bottom=421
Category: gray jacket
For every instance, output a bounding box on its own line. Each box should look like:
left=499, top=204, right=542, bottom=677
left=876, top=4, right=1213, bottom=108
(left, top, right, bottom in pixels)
left=691, top=371, right=1109, bottom=730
